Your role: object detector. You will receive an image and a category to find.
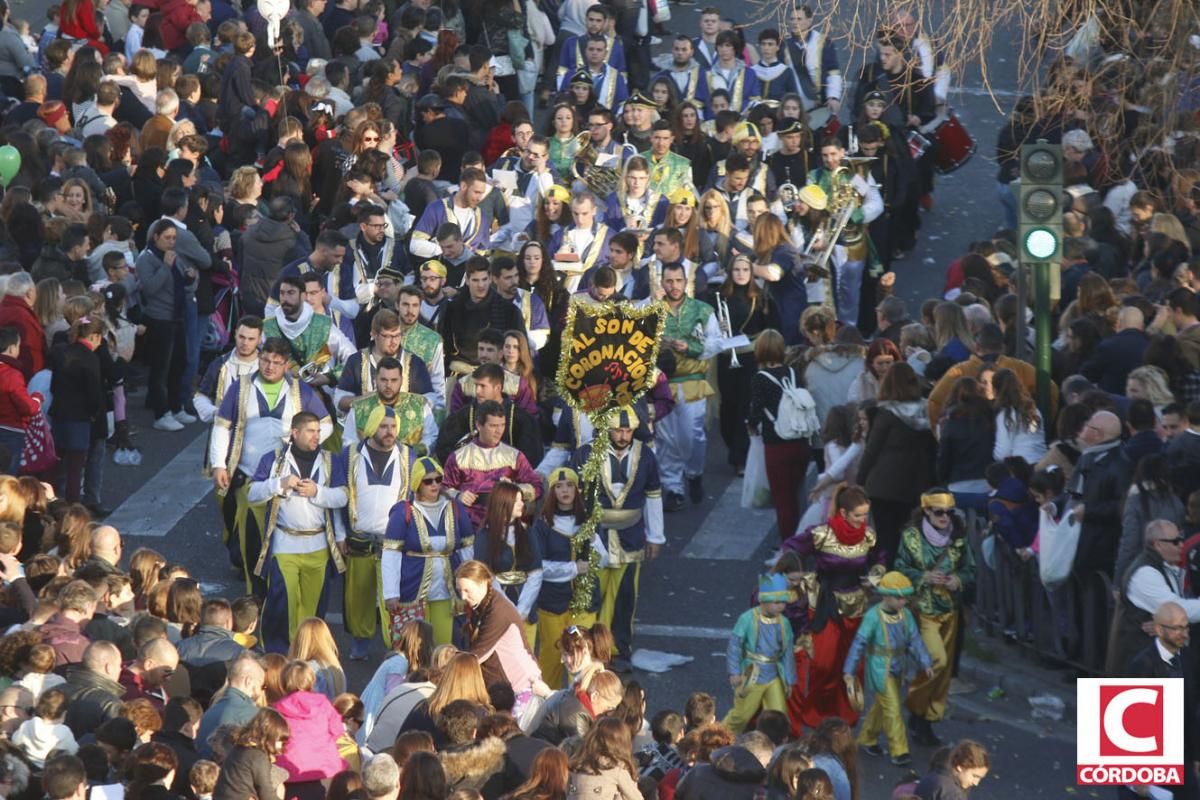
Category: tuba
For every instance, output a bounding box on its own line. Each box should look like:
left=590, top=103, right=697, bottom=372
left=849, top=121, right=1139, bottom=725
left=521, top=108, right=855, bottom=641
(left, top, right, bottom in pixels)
left=298, top=345, right=334, bottom=383
left=572, top=132, right=622, bottom=197
left=829, top=165, right=864, bottom=246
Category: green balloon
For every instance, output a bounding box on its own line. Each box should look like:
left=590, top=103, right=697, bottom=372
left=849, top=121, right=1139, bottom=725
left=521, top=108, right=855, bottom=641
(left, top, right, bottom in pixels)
left=0, top=145, right=20, bottom=187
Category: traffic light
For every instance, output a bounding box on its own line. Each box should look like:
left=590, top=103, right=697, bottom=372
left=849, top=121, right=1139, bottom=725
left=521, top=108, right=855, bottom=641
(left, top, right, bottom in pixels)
left=1019, top=141, right=1063, bottom=262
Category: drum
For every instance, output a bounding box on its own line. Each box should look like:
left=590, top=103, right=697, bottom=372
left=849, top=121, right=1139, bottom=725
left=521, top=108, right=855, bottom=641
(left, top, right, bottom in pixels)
left=806, top=106, right=841, bottom=140
left=932, top=113, right=977, bottom=173
left=906, top=129, right=931, bottom=160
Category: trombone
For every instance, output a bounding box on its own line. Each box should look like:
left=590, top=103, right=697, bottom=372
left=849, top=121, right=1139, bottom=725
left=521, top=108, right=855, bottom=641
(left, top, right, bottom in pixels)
left=715, top=293, right=741, bottom=368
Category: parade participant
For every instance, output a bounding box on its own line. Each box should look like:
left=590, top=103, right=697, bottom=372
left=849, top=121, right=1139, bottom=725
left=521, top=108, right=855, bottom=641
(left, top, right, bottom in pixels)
left=706, top=122, right=775, bottom=200
left=210, top=338, right=334, bottom=596
left=474, top=483, right=543, bottom=648
left=588, top=234, right=650, bottom=301
left=653, top=37, right=710, bottom=111
left=269, top=231, right=353, bottom=322
left=711, top=154, right=758, bottom=232
left=246, top=411, right=348, bottom=652
left=753, top=29, right=800, bottom=103
left=641, top=122, right=691, bottom=197
left=491, top=259, right=550, bottom=354
left=887, top=8, right=951, bottom=112
left=448, top=330, right=540, bottom=420
left=782, top=485, right=885, bottom=734
left=196, top=315, right=264, bottom=570
left=722, top=573, right=796, bottom=733
left=455, top=560, right=551, bottom=703
left=558, top=39, right=628, bottom=110
left=336, top=207, right=406, bottom=316
left=381, top=456, right=476, bottom=646
left=354, top=266, right=404, bottom=348
left=495, top=139, right=557, bottom=251
left=656, top=263, right=719, bottom=512
left=442, top=399, right=542, bottom=528
left=782, top=5, right=843, bottom=115
left=335, top=310, right=436, bottom=417
left=705, top=31, right=761, bottom=112
left=645, top=226, right=706, bottom=300
left=431, top=224, right=474, bottom=288
left=439, top=258, right=526, bottom=376
left=692, top=6, right=721, bottom=69
left=843, top=571, right=933, bottom=767
left=854, top=119, right=914, bottom=265
left=548, top=192, right=614, bottom=294
left=894, top=489, right=975, bottom=748
left=333, top=405, right=418, bottom=660
left=852, top=34, right=937, bottom=140
left=768, top=119, right=813, bottom=194
left=395, top=286, right=446, bottom=414
left=418, top=260, right=452, bottom=329
left=409, top=168, right=493, bottom=261
left=538, top=368, right=656, bottom=475
left=341, top=357, right=437, bottom=453
left=618, top=92, right=657, bottom=154
left=492, top=120, right=536, bottom=173
left=579, top=108, right=633, bottom=171
left=604, top=156, right=669, bottom=236
left=264, top=275, right=357, bottom=390
left=532, top=467, right=608, bottom=689
left=555, top=4, right=625, bottom=81
left=572, top=407, right=664, bottom=672
left=300, top=271, right=359, bottom=358
left=437, top=363, right=543, bottom=470
left=807, top=137, right=883, bottom=327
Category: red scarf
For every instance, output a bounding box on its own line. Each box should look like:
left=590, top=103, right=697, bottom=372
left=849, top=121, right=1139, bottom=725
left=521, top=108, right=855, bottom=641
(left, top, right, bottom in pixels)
left=828, top=513, right=867, bottom=547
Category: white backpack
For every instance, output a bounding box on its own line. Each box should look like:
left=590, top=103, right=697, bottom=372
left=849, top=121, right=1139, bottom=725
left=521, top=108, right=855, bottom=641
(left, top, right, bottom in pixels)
left=761, top=368, right=819, bottom=440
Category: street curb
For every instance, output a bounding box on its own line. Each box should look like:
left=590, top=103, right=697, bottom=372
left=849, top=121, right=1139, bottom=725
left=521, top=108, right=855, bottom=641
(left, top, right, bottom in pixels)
left=958, top=646, right=1078, bottom=721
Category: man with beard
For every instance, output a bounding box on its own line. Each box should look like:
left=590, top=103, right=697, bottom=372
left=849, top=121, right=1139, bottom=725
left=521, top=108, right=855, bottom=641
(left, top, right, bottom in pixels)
left=210, top=339, right=333, bottom=596
left=656, top=263, right=719, bottom=512
left=263, top=275, right=357, bottom=391
left=558, top=38, right=628, bottom=110
left=335, top=309, right=437, bottom=418
left=449, top=329, right=539, bottom=419
left=442, top=399, right=541, bottom=528
left=645, top=226, right=706, bottom=299
left=269, top=230, right=351, bottom=321
left=439, top=258, right=525, bottom=376
left=248, top=411, right=348, bottom=651
left=342, top=357, right=436, bottom=453
left=653, top=36, right=710, bottom=110
left=706, top=122, right=775, bottom=199
left=336, top=205, right=406, bottom=313
left=418, top=260, right=453, bottom=328
left=437, top=362, right=541, bottom=467
left=490, top=259, right=549, bottom=353
left=396, top=285, right=446, bottom=413
left=410, top=168, right=493, bottom=262
left=334, top=404, right=420, bottom=659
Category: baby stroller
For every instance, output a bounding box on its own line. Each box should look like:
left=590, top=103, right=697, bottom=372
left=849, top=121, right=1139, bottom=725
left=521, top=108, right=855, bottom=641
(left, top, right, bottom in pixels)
left=204, top=267, right=242, bottom=358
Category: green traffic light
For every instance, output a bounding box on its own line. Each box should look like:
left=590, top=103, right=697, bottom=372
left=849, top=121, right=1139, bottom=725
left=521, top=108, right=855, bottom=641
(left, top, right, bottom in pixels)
left=1024, top=227, right=1058, bottom=260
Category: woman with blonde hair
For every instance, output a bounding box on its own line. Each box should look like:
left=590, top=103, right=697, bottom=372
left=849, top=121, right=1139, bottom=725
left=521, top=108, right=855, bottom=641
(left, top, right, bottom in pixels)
left=34, top=279, right=65, bottom=341
left=289, top=617, right=346, bottom=699
left=666, top=188, right=701, bottom=264
left=60, top=178, right=94, bottom=219
left=925, top=302, right=976, bottom=382
left=398, top=651, right=491, bottom=742
left=128, top=548, right=166, bottom=610
left=1125, top=365, right=1175, bottom=411
left=112, top=50, right=159, bottom=112
left=228, top=166, right=264, bottom=225
left=502, top=330, right=539, bottom=402
left=697, top=190, right=733, bottom=275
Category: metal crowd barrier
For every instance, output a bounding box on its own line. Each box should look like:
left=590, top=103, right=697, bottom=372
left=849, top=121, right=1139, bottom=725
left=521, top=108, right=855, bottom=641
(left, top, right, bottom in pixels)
left=964, top=510, right=1115, bottom=675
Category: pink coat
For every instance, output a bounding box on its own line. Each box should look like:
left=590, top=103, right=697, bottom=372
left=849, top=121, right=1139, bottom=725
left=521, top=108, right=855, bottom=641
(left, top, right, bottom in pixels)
left=272, top=691, right=347, bottom=782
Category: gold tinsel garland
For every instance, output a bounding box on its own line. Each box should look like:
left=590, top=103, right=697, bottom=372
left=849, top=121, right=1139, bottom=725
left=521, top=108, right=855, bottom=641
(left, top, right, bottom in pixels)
left=554, top=297, right=666, bottom=614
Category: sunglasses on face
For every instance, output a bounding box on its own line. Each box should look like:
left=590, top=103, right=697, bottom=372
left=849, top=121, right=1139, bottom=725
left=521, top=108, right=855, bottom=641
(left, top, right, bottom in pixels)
left=928, top=508, right=951, bottom=517
left=422, top=476, right=443, bottom=485
left=1158, top=536, right=1185, bottom=546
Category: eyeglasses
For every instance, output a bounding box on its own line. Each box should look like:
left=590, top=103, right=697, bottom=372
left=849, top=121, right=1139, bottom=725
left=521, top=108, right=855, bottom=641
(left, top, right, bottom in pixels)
left=421, top=476, right=443, bottom=485
left=362, top=136, right=380, bottom=143
left=260, top=358, right=288, bottom=369
left=1158, top=536, right=1185, bottom=546
left=1161, top=623, right=1189, bottom=632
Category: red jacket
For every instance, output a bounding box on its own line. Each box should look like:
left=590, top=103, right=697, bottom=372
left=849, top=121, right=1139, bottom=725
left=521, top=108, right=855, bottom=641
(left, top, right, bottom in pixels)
left=0, top=295, right=46, bottom=379
left=58, top=0, right=109, bottom=54
left=0, top=356, right=39, bottom=430
left=160, top=0, right=202, bottom=52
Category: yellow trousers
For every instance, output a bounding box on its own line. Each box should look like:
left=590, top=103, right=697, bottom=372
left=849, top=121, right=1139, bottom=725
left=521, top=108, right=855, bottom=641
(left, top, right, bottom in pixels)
left=425, top=599, right=454, bottom=646
left=537, top=609, right=598, bottom=690
left=722, top=677, right=787, bottom=734
left=857, top=675, right=909, bottom=757
left=906, top=611, right=956, bottom=722
left=344, top=551, right=383, bottom=641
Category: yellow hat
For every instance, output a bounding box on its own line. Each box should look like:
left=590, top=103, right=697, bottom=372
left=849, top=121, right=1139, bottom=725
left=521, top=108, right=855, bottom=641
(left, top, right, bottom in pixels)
left=796, top=184, right=828, bottom=211
left=544, top=184, right=572, bottom=204
left=731, top=121, right=761, bottom=144
left=362, top=404, right=395, bottom=439
left=667, top=186, right=697, bottom=207
left=920, top=491, right=956, bottom=511
left=545, top=466, right=580, bottom=492
left=409, top=456, right=443, bottom=494
left=876, top=571, right=914, bottom=597
left=421, top=260, right=448, bottom=278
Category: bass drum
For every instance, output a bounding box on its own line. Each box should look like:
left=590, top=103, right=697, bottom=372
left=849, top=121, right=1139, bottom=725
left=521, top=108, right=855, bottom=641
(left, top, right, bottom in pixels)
left=932, top=113, right=976, bottom=173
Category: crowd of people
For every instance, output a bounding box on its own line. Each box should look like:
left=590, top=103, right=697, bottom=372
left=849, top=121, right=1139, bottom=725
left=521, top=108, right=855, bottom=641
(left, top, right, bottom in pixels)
left=0, top=0, right=1190, bottom=795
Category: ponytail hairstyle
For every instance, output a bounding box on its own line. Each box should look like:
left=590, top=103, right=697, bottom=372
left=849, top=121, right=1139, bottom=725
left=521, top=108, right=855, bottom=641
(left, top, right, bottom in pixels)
left=831, top=485, right=869, bottom=516
left=69, top=315, right=106, bottom=345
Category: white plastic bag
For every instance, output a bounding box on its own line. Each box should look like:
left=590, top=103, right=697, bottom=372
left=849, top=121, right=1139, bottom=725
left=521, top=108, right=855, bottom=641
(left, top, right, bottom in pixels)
left=741, top=435, right=772, bottom=509
left=1037, top=505, right=1081, bottom=589
left=652, top=0, right=671, bottom=23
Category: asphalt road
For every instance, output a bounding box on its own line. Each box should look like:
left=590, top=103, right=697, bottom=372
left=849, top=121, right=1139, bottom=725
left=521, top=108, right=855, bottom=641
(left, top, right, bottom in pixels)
left=26, top=0, right=1087, bottom=793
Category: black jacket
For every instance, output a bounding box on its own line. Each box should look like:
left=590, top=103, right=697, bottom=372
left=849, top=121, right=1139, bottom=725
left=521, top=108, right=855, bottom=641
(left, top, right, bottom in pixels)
left=675, top=746, right=766, bottom=800
left=857, top=401, right=937, bottom=505
left=217, top=53, right=255, bottom=130
left=1080, top=328, right=1150, bottom=395
left=1069, top=440, right=1133, bottom=576
left=936, top=413, right=995, bottom=486
left=914, top=767, right=969, bottom=800
left=237, top=218, right=310, bottom=315
left=49, top=341, right=105, bottom=437
left=63, top=664, right=125, bottom=736
left=414, top=117, right=471, bottom=183
left=1167, top=431, right=1200, bottom=504
left=533, top=688, right=593, bottom=745
left=153, top=730, right=201, bottom=799
left=438, top=289, right=525, bottom=368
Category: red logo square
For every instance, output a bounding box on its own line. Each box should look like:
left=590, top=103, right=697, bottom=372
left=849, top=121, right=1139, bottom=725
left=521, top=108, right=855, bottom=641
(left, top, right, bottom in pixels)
left=1098, top=685, right=1164, bottom=757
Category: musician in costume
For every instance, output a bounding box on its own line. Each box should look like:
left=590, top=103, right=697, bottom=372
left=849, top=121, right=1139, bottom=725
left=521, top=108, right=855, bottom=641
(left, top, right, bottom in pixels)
left=333, top=405, right=418, bottom=660
left=580, top=235, right=649, bottom=302
left=887, top=8, right=950, bottom=111
left=705, top=31, right=761, bottom=112
left=474, top=482, right=543, bottom=648
left=692, top=6, right=720, bottom=69
left=418, top=259, right=453, bottom=330
left=196, top=316, right=263, bottom=569
left=641, top=121, right=692, bottom=197
left=783, top=6, right=843, bottom=115
left=382, top=456, right=476, bottom=646
left=571, top=408, right=664, bottom=673
left=780, top=184, right=841, bottom=324
left=722, top=573, right=796, bottom=733
left=768, top=119, right=813, bottom=196
left=705, top=123, right=775, bottom=199
left=409, top=167, right=493, bottom=261
left=342, top=356, right=437, bottom=453
left=808, top=137, right=883, bottom=328
left=210, top=338, right=334, bottom=596
left=653, top=36, right=710, bottom=111
left=577, top=107, right=634, bottom=176
left=354, top=265, right=404, bottom=349
left=557, top=39, right=628, bottom=110
left=247, top=411, right=348, bottom=652
left=449, top=330, right=540, bottom=419
left=264, top=275, right=357, bottom=389
left=438, top=363, right=542, bottom=468
left=335, top=309, right=436, bottom=417
left=337, top=205, right=408, bottom=312
left=492, top=137, right=558, bottom=252
left=555, top=4, right=625, bottom=81
left=300, top=271, right=359, bottom=359
left=396, top=286, right=447, bottom=415
left=753, top=29, right=800, bottom=103
left=843, top=571, right=933, bottom=767
left=548, top=192, right=614, bottom=294
left=894, top=490, right=975, bottom=748
left=853, top=119, right=914, bottom=267
left=645, top=227, right=706, bottom=300
left=538, top=388, right=654, bottom=476
left=781, top=485, right=886, bottom=734
left=491, top=260, right=551, bottom=354
left=268, top=230, right=352, bottom=322
left=442, top=398, right=542, bottom=528
left=604, top=156, right=669, bottom=236
left=711, top=154, right=758, bottom=233
left=616, top=92, right=657, bottom=161
left=532, top=467, right=608, bottom=688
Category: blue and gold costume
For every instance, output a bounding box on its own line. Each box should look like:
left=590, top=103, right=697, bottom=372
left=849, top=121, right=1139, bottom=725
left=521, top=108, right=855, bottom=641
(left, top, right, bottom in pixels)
left=723, top=574, right=797, bottom=732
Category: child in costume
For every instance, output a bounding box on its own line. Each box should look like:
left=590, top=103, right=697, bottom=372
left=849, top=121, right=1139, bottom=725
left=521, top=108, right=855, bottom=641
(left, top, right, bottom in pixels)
left=722, top=573, right=796, bottom=733
left=843, top=571, right=933, bottom=767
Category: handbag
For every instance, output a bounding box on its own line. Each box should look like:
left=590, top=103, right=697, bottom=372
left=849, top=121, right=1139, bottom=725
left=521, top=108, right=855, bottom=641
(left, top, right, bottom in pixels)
left=20, top=408, right=56, bottom=476
left=1037, top=504, right=1081, bottom=589
left=740, top=435, right=772, bottom=509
